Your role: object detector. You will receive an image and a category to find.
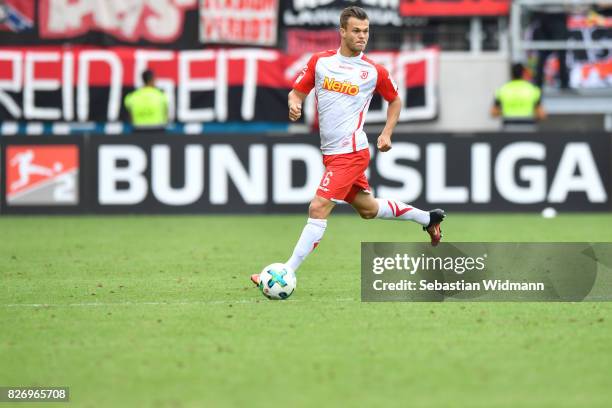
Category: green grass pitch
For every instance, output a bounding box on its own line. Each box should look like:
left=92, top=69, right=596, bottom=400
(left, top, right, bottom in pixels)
left=2, top=213, right=612, bottom=407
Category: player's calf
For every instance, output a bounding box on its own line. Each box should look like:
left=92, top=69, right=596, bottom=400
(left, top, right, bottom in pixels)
left=373, top=198, right=430, bottom=225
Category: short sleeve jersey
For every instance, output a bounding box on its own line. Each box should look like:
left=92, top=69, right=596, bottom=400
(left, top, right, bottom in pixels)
left=293, top=49, right=399, bottom=155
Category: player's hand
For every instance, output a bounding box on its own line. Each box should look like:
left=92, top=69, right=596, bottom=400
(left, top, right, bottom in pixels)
left=377, top=133, right=392, bottom=152
left=288, top=102, right=302, bottom=121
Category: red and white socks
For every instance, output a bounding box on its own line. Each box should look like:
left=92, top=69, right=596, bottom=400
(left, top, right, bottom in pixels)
left=286, top=218, right=327, bottom=272
left=375, top=198, right=430, bottom=226
left=286, top=200, right=427, bottom=272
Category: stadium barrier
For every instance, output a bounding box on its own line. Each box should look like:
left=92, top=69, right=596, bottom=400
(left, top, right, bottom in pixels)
left=0, top=132, right=609, bottom=215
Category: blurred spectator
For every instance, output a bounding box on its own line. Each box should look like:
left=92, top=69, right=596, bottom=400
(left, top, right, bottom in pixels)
left=593, top=2, right=612, bottom=17
left=491, top=63, right=546, bottom=130
left=0, top=1, right=7, bottom=24
left=124, top=70, right=168, bottom=133
left=531, top=5, right=570, bottom=90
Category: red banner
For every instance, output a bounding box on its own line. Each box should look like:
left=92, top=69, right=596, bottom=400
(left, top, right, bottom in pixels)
left=200, top=0, right=278, bottom=46
left=0, top=47, right=438, bottom=123
left=38, top=0, right=198, bottom=42
left=400, top=0, right=510, bottom=17
left=568, top=14, right=612, bottom=30
left=285, top=30, right=340, bottom=56
left=0, top=0, right=34, bottom=32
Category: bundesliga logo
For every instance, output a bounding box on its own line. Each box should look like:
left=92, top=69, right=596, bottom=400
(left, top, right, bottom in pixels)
left=322, top=76, right=360, bottom=96
left=6, top=145, right=79, bottom=205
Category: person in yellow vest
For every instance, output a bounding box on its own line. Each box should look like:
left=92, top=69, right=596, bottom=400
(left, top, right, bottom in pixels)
left=124, top=69, right=168, bottom=133
left=491, top=63, right=547, bottom=130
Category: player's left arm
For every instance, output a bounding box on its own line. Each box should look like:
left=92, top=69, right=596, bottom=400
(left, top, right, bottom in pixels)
left=375, top=63, right=401, bottom=153
left=377, top=96, right=401, bottom=152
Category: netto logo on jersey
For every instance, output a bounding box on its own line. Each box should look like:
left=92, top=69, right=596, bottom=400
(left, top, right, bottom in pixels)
left=323, top=77, right=359, bottom=96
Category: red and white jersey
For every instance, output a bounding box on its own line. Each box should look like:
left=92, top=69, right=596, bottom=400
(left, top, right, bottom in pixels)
left=293, top=49, right=399, bottom=155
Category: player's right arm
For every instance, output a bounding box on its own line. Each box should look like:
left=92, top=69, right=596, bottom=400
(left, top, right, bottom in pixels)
left=289, top=54, right=318, bottom=122
left=288, top=90, right=307, bottom=121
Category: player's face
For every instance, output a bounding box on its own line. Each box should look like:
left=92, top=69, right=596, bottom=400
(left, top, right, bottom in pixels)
left=341, top=17, right=369, bottom=54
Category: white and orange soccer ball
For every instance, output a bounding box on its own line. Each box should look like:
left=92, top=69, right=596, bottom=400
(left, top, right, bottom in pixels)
left=258, top=263, right=296, bottom=300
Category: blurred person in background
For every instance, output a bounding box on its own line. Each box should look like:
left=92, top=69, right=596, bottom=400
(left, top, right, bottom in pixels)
left=124, top=69, right=168, bottom=133
left=594, top=2, right=612, bottom=16
left=531, top=4, right=570, bottom=90
left=491, top=63, right=547, bottom=131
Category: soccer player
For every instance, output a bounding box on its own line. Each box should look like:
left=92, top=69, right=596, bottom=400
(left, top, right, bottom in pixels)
left=252, top=6, right=445, bottom=283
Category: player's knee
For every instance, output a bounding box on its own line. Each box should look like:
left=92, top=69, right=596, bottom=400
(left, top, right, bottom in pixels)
left=358, top=207, right=378, bottom=219
left=309, top=200, right=330, bottom=218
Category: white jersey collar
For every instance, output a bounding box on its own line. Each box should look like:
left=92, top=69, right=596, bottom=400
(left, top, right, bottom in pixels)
left=336, top=48, right=364, bottom=61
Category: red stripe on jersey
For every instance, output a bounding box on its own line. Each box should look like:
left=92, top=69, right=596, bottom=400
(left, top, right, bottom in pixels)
left=351, top=96, right=370, bottom=152
left=352, top=109, right=364, bottom=152
left=313, top=90, right=320, bottom=131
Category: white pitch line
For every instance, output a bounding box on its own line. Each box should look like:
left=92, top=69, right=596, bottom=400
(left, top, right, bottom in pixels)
left=1, top=298, right=357, bottom=308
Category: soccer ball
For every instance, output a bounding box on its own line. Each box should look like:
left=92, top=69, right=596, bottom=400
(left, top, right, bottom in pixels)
left=258, top=263, right=296, bottom=300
